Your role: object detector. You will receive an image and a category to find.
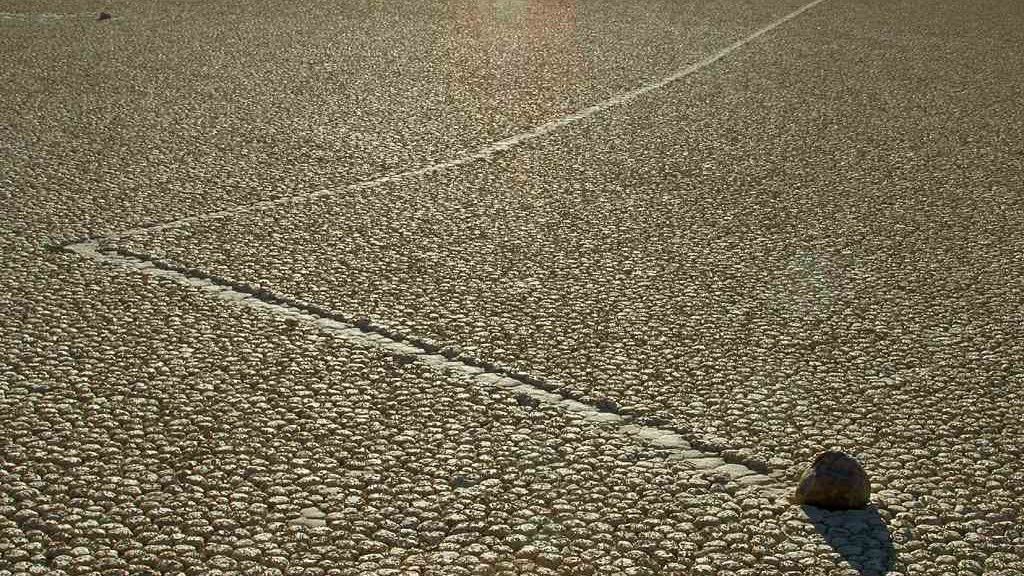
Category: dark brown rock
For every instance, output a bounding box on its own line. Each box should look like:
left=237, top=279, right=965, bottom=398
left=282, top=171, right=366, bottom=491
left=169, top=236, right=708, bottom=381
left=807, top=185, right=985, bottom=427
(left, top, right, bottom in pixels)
left=792, top=451, right=871, bottom=510
left=97, top=12, right=112, bottom=21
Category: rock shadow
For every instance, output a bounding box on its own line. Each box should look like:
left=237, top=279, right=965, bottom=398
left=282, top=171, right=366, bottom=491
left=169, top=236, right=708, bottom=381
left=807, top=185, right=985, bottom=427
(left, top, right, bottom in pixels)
left=803, top=504, right=896, bottom=575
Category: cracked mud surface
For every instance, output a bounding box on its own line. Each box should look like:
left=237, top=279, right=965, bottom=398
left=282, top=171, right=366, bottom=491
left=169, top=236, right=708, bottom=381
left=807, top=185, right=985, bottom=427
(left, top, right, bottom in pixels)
left=2, top=0, right=809, bottom=240
left=3, top=0, right=1023, bottom=574
left=2, top=238, right=903, bottom=575
left=111, top=0, right=1024, bottom=554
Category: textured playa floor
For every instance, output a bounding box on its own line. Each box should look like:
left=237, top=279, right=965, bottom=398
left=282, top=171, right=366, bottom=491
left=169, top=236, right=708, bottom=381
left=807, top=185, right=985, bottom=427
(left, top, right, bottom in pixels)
left=2, top=0, right=1022, bottom=575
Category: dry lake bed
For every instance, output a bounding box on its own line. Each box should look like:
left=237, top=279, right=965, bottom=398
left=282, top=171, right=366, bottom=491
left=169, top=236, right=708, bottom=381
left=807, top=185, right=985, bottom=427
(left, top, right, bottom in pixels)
left=2, top=0, right=1022, bottom=574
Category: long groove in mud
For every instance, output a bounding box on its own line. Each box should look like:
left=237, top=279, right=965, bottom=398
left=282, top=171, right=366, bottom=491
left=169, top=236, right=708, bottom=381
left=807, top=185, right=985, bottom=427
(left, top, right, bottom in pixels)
left=52, top=0, right=832, bottom=246
left=66, top=240, right=787, bottom=493
left=48, top=1, right=839, bottom=497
